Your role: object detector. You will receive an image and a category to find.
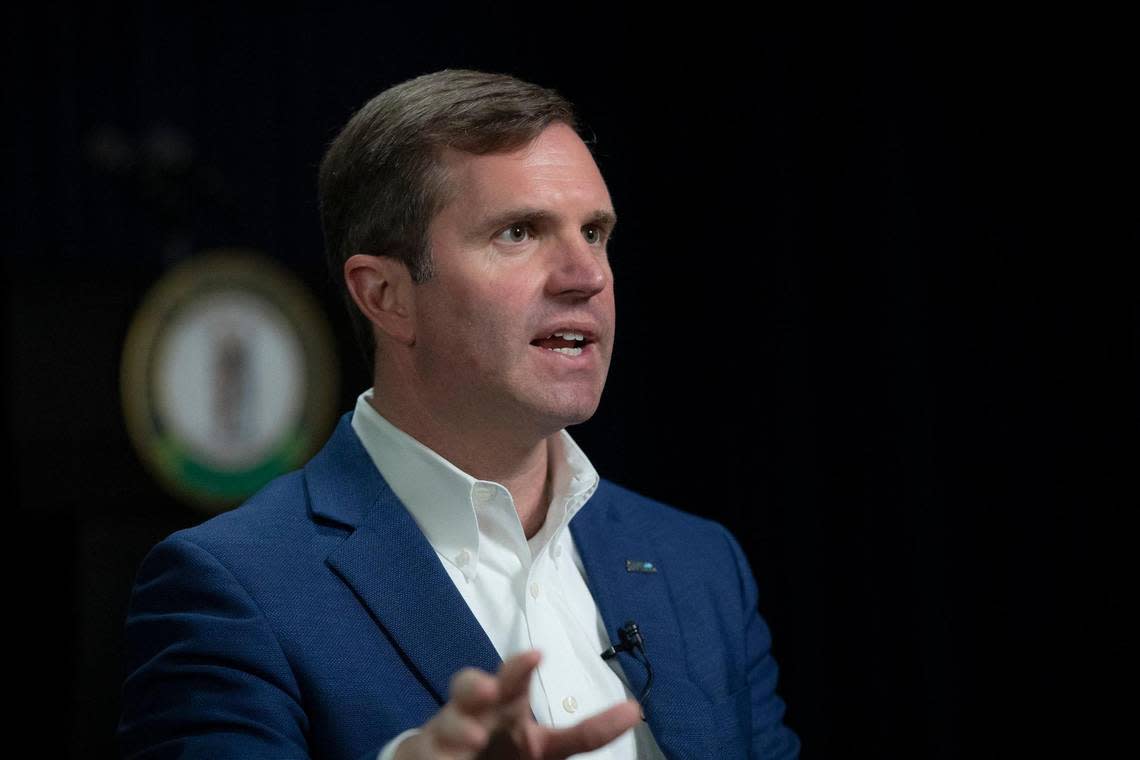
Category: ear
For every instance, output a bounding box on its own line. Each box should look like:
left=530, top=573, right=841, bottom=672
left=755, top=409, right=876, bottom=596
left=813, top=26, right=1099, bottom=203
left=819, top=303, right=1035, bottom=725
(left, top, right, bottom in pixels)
left=344, top=254, right=416, bottom=346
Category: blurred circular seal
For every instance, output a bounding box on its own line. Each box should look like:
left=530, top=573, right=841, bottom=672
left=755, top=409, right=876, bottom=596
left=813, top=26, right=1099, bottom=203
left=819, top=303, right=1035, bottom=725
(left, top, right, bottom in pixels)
left=121, top=249, right=339, bottom=512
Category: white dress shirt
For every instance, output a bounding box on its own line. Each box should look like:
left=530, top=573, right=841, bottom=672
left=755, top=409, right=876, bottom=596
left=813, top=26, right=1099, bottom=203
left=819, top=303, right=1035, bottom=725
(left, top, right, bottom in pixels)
left=351, top=389, right=664, bottom=760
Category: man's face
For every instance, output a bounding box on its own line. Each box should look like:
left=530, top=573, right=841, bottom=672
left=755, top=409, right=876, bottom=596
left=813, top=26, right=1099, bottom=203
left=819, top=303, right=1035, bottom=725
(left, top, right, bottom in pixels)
left=410, top=122, right=617, bottom=439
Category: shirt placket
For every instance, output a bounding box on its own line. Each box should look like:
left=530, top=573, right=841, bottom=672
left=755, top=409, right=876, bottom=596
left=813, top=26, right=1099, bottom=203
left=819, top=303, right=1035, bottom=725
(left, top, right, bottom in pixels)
left=525, top=540, right=602, bottom=730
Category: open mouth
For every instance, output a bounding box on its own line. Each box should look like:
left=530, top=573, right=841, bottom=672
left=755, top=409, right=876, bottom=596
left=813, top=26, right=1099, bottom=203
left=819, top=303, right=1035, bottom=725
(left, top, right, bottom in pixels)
left=530, top=330, right=591, bottom=357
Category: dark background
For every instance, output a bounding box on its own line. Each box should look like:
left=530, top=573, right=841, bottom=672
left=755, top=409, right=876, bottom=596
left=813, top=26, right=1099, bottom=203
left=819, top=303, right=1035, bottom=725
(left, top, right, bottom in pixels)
left=7, top=4, right=1133, bottom=758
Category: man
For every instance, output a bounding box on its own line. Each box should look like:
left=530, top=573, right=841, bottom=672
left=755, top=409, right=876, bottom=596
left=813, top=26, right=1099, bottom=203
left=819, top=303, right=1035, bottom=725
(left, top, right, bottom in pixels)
left=118, top=69, right=800, bottom=759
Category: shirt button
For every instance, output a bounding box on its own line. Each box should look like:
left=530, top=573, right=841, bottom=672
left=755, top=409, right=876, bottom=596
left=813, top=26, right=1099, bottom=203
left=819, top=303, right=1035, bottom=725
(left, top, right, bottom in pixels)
left=562, top=696, right=578, bottom=714
left=551, top=544, right=562, bottom=559
left=455, top=549, right=471, bottom=567
left=473, top=483, right=495, bottom=503
left=529, top=582, right=540, bottom=599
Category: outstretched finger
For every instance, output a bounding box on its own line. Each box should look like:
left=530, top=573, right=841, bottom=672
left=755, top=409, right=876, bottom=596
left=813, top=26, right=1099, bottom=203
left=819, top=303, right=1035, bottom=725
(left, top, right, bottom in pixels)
left=494, top=649, right=542, bottom=703
left=449, top=667, right=500, bottom=715
left=540, top=699, right=642, bottom=759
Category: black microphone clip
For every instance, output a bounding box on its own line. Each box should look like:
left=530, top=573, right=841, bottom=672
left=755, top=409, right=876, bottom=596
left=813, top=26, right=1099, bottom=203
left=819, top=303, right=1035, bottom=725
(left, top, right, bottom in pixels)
left=601, top=619, right=645, bottom=660
left=600, top=619, right=654, bottom=716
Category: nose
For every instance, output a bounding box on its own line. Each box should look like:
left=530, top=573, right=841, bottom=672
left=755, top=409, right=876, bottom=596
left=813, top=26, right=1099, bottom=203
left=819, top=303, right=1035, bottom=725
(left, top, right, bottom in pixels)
left=545, top=230, right=609, bottom=299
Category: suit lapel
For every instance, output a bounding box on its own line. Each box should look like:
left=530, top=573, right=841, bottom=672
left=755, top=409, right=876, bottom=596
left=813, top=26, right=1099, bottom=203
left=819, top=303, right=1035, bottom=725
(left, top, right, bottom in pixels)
left=570, top=484, right=715, bottom=759
left=570, top=486, right=666, bottom=698
left=306, top=414, right=501, bottom=706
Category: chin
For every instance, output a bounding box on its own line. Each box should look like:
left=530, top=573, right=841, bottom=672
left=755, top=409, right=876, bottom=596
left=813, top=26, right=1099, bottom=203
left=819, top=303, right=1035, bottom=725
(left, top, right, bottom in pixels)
left=549, top=398, right=603, bottom=429
left=524, top=394, right=602, bottom=432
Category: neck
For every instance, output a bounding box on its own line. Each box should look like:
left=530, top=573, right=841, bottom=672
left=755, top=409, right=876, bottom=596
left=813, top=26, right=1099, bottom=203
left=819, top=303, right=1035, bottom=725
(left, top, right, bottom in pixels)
left=368, top=386, right=556, bottom=539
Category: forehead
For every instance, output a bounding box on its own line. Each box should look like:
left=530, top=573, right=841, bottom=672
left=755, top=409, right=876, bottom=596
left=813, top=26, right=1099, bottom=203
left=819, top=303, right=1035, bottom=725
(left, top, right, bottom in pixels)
left=435, top=123, right=613, bottom=222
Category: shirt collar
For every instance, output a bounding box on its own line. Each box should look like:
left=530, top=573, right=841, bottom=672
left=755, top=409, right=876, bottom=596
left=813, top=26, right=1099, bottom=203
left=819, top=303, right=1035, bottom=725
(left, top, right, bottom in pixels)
left=350, top=388, right=599, bottom=578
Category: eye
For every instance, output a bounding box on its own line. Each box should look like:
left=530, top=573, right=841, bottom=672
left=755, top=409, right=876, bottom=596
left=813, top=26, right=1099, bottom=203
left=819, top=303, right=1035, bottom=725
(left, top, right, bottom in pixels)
left=496, top=223, right=533, bottom=244
left=582, top=224, right=610, bottom=246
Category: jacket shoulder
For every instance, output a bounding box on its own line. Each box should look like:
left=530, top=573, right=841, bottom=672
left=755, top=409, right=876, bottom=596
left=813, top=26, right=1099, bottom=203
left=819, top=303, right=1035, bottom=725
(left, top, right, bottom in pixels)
left=160, top=468, right=318, bottom=559
left=593, top=477, right=736, bottom=550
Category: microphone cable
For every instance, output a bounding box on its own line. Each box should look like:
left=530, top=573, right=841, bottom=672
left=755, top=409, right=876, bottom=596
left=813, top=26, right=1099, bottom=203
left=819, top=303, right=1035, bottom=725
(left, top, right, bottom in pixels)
left=600, top=619, right=654, bottom=710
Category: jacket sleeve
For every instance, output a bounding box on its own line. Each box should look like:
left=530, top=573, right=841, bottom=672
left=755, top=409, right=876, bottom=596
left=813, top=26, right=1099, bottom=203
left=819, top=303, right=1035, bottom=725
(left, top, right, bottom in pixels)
left=720, top=525, right=802, bottom=759
left=118, top=534, right=367, bottom=759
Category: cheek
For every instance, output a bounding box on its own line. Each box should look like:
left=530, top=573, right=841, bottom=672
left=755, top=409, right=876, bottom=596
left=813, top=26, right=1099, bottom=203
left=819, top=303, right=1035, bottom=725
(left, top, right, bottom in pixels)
left=433, top=292, right=522, bottom=371
left=421, top=264, right=541, bottom=370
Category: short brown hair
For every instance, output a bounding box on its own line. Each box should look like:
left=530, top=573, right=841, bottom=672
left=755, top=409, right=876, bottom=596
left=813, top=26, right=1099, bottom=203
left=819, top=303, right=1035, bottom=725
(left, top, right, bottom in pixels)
left=318, top=69, right=580, bottom=369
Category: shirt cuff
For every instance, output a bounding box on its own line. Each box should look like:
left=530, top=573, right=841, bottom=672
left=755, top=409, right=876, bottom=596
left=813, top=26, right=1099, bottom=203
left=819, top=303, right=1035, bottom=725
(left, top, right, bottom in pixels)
left=377, top=728, right=422, bottom=760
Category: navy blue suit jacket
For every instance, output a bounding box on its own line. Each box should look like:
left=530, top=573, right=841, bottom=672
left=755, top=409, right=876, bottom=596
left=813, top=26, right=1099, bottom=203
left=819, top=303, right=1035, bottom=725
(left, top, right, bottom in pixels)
left=119, top=413, right=800, bottom=759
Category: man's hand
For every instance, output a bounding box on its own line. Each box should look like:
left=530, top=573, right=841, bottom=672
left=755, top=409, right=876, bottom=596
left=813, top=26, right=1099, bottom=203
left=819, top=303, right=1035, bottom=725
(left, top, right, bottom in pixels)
left=394, top=650, right=641, bottom=759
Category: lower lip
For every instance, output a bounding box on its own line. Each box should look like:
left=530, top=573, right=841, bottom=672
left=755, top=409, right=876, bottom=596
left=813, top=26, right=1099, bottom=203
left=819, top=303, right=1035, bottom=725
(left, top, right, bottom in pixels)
left=529, top=342, right=598, bottom=367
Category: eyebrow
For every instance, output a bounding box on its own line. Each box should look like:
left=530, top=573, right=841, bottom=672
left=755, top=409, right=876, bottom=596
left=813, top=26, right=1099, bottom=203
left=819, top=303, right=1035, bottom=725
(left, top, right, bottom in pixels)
left=478, top=207, right=618, bottom=235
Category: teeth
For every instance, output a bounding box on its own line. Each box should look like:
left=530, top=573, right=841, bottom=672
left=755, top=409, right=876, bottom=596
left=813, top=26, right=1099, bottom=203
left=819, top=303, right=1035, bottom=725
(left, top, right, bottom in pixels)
left=552, top=331, right=586, bottom=341
left=549, top=347, right=583, bottom=356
